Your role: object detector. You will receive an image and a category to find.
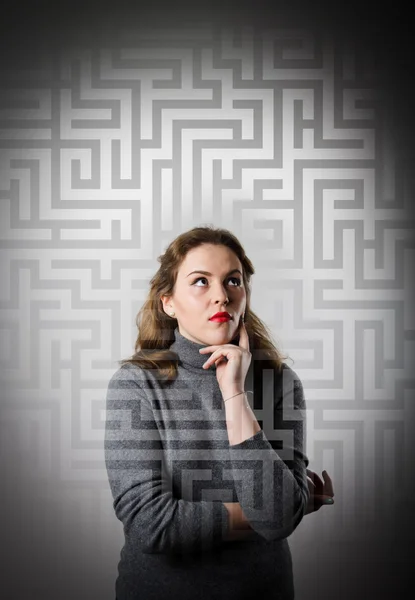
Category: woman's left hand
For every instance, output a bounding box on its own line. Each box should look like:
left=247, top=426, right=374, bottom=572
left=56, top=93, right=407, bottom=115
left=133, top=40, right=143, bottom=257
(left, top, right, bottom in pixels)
left=199, top=316, right=251, bottom=395
left=304, top=469, right=335, bottom=515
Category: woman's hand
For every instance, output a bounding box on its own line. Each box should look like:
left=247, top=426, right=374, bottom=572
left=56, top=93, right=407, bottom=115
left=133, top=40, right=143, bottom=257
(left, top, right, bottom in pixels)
left=304, top=469, right=335, bottom=515
left=199, top=316, right=251, bottom=395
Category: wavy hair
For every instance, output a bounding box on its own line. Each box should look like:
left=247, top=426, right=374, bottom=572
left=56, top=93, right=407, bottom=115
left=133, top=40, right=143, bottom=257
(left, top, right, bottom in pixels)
left=119, top=225, right=291, bottom=381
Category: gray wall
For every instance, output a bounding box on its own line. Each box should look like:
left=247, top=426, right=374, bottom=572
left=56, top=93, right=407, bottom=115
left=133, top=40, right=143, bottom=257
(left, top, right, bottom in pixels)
left=1, top=2, right=414, bottom=599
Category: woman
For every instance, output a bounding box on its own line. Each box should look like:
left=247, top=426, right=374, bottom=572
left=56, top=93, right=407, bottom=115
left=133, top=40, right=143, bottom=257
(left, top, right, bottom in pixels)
left=104, top=226, right=334, bottom=600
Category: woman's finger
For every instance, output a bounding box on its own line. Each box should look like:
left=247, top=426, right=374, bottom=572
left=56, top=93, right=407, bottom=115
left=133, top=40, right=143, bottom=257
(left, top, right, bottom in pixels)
left=322, top=470, right=335, bottom=497
left=238, top=316, right=250, bottom=353
left=306, top=470, right=324, bottom=493
left=315, top=495, right=335, bottom=505
left=202, top=349, right=234, bottom=369
left=306, top=479, right=317, bottom=496
left=202, top=350, right=223, bottom=369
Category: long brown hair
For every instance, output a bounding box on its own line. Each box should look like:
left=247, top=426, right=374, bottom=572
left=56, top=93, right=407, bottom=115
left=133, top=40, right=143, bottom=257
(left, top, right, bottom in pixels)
left=119, top=225, right=291, bottom=381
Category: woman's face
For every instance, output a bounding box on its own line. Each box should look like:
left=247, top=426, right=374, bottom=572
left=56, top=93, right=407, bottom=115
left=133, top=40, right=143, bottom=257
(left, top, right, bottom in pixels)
left=161, top=244, right=247, bottom=345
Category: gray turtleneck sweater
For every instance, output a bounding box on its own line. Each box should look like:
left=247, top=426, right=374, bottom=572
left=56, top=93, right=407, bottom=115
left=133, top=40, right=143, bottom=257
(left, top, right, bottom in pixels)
left=104, top=327, right=310, bottom=600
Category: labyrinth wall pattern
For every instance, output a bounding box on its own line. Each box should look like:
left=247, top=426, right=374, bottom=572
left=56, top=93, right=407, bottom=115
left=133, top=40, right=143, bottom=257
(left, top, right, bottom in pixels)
left=1, top=25, right=414, bottom=600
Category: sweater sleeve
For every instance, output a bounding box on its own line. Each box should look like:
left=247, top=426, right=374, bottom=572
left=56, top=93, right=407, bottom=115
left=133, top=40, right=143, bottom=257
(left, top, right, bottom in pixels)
left=227, top=363, right=310, bottom=542
left=104, top=364, right=230, bottom=555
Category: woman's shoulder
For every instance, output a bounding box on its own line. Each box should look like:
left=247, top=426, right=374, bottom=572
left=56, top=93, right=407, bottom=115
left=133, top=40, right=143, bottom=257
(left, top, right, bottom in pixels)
left=108, top=361, right=149, bottom=387
left=277, top=362, right=306, bottom=407
left=109, top=361, right=168, bottom=392
left=280, top=362, right=303, bottom=383
left=252, top=360, right=305, bottom=408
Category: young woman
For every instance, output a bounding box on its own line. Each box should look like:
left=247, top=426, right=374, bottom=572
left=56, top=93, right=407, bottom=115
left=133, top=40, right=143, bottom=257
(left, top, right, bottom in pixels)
left=105, top=225, right=334, bottom=600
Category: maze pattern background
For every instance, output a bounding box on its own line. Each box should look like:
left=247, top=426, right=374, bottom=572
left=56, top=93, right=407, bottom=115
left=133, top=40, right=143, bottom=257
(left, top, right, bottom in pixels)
left=0, top=24, right=414, bottom=600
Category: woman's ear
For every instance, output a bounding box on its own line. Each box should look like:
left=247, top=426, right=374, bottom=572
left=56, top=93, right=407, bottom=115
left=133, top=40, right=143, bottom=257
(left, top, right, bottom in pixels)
left=160, top=295, right=170, bottom=310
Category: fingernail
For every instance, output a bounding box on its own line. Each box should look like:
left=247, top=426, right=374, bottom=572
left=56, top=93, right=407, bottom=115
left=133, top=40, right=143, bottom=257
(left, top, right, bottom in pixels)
left=323, top=498, right=334, bottom=504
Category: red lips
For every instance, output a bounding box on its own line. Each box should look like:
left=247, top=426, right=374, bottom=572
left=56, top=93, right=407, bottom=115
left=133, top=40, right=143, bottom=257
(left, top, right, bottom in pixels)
left=209, top=312, right=232, bottom=321
left=210, top=312, right=232, bottom=320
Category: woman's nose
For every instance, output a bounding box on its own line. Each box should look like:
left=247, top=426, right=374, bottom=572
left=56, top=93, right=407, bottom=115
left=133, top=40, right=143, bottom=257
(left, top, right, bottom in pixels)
left=212, top=285, right=229, bottom=303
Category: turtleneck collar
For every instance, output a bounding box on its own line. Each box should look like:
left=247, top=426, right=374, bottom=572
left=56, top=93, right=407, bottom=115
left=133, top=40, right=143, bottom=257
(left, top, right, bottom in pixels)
left=169, top=326, right=241, bottom=371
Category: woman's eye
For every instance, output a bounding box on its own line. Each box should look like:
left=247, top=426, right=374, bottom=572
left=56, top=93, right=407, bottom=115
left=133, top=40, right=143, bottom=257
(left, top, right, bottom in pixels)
left=192, top=277, right=242, bottom=286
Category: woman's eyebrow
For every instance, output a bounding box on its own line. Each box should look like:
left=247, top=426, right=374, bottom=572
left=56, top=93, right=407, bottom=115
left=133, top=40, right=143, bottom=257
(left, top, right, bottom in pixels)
left=186, top=269, right=242, bottom=278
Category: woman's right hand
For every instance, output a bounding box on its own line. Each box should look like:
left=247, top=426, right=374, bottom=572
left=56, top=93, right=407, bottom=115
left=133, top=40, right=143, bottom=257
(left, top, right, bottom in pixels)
left=304, top=469, right=334, bottom=515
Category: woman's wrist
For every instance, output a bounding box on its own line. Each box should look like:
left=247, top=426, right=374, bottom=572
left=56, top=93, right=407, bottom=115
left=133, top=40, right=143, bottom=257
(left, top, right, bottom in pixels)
left=221, top=386, right=244, bottom=398
left=221, top=389, right=260, bottom=444
left=221, top=387, right=249, bottom=400
left=221, top=389, right=253, bottom=407
left=223, top=390, right=245, bottom=402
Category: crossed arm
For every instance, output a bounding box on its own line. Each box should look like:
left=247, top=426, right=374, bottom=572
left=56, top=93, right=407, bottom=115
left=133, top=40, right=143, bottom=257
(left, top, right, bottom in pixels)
left=105, top=362, right=310, bottom=553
